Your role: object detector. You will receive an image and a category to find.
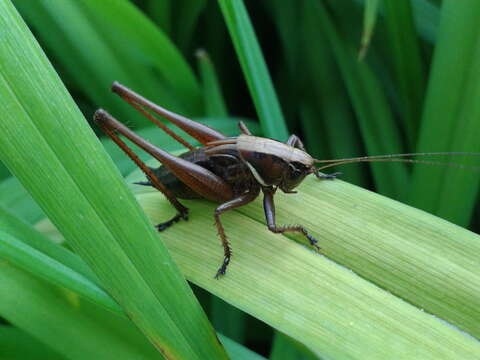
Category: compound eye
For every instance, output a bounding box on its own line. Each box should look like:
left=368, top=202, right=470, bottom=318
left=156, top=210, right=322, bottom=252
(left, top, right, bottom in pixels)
left=288, top=165, right=299, bottom=177
left=289, top=162, right=305, bottom=177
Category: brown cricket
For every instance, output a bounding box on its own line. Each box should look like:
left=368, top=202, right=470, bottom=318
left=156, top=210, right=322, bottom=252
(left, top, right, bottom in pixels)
left=94, top=82, right=479, bottom=278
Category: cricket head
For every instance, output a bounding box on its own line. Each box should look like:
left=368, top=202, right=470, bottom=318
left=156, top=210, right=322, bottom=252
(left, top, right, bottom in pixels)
left=236, top=135, right=315, bottom=193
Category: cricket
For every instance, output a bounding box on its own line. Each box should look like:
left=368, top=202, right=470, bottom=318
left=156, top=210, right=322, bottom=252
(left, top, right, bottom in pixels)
left=94, top=82, right=479, bottom=278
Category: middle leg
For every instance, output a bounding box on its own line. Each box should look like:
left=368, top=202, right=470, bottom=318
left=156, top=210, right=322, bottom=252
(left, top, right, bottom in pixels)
left=213, top=187, right=260, bottom=278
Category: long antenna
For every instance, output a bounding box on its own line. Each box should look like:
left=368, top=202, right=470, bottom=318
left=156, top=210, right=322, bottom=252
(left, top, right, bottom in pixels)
left=316, top=158, right=480, bottom=171
left=313, top=152, right=480, bottom=172
left=314, top=152, right=480, bottom=163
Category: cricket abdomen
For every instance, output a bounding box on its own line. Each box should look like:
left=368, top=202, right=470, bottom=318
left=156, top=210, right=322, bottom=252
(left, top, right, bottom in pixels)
left=148, top=148, right=256, bottom=201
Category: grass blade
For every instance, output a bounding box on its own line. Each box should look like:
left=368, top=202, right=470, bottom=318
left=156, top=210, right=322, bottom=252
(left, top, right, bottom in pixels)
left=0, top=206, right=98, bottom=284
left=0, top=326, right=65, bottom=360
left=218, top=0, right=289, bottom=140
left=14, top=0, right=202, bottom=121
left=383, top=0, right=426, bottom=147
left=313, top=0, right=408, bottom=198
left=0, top=2, right=227, bottom=358
left=0, top=230, right=120, bottom=314
left=211, top=296, right=247, bottom=343
left=219, top=334, right=266, bottom=360
left=147, top=0, right=172, bottom=34
left=196, top=49, right=229, bottom=117
left=358, top=0, right=380, bottom=60
left=174, top=0, right=207, bottom=52
left=353, top=0, right=440, bottom=43
left=300, top=1, right=367, bottom=186
left=0, top=264, right=161, bottom=359
left=0, top=177, right=44, bottom=224
left=270, top=332, right=317, bottom=360
left=408, top=0, right=480, bottom=226
left=0, top=216, right=269, bottom=360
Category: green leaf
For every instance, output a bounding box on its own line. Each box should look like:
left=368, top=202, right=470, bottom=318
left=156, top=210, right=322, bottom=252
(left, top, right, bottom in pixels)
left=0, top=206, right=98, bottom=284
left=300, top=1, right=368, bottom=187
left=147, top=0, right=172, bottom=34
left=0, top=264, right=161, bottom=359
left=211, top=297, right=247, bottom=344
left=0, top=230, right=120, bottom=314
left=14, top=0, right=202, bottom=122
left=312, top=0, right=408, bottom=199
left=358, top=0, right=381, bottom=60
left=408, top=0, right=480, bottom=226
left=34, top=163, right=480, bottom=358
left=0, top=213, right=270, bottom=360
left=0, top=326, right=65, bottom=360
left=218, top=0, right=289, bottom=141
left=196, top=49, right=229, bottom=117
left=270, top=332, right=317, bottom=360
left=219, top=334, right=267, bottom=360
left=0, top=2, right=227, bottom=358
left=353, top=0, right=440, bottom=43
left=126, top=168, right=480, bottom=358
left=383, top=0, right=426, bottom=147
left=173, top=0, right=207, bottom=52
left=0, top=177, right=44, bottom=224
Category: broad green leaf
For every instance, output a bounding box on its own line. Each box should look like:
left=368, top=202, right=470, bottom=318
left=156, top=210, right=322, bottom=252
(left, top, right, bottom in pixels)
left=138, top=175, right=480, bottom=358
left=218, top=0, right=289, bottom=141
left=36, top=166, right=480, bottom=358
left=0, top=2, right=227, bottom=358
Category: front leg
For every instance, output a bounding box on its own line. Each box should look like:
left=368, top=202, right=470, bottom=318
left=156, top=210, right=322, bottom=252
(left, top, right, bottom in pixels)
left=156, top=210, right=189, bottom=231
left=263, top=188, right=320, bottom=251
left=214, top=187, right=260, bottom=279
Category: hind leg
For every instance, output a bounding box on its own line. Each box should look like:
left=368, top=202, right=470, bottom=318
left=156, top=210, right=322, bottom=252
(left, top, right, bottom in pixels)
left=95, top=110, right=189, bottom=228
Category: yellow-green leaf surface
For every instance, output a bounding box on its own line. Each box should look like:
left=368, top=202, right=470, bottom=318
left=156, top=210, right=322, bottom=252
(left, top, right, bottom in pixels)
left=0, top=2, right=227, bottom=359
left=125, top=162, right=480, bottom=359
